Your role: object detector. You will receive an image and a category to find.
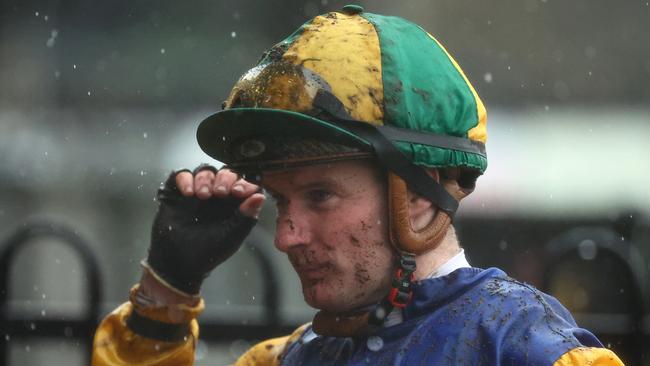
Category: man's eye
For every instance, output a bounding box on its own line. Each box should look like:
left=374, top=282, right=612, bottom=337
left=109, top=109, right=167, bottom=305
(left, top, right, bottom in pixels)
left=307, top=189, right=332, bottom=203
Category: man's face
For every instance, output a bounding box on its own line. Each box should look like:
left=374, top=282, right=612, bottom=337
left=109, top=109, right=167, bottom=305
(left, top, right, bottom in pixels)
left=262, top=160, right=395, bottom=312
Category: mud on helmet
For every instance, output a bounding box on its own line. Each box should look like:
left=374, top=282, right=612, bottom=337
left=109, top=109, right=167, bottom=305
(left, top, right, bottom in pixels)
left=197, top=4, right=488, bottom=336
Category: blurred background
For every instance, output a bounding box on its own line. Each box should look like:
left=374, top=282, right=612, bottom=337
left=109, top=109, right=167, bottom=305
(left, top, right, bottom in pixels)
left=1, top=0, right=649, bottom=365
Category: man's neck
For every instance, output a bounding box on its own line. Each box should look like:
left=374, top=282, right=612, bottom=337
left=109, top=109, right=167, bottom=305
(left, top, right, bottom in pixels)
left=413, top=226, right=462, bottom=279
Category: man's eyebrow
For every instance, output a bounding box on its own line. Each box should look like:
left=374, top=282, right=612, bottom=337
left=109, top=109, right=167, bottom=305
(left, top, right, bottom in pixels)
left=263, top=177, right=343, bottom=197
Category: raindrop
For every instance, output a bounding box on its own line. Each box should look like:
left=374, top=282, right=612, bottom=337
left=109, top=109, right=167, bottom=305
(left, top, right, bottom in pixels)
left=498, top=240, right=508, bottom=250
left=507, top=65, right=511, bottom=71
left=73, top=64, right=77, bottom=69
left=483, top=72, right=493, bottom=83
left=232, top=11, right=240, bottom=20
left=29, top=323, right=36, bottom=331
left=619, top=288, right=625, bottom=294
left=5, top=334, right=10, bottom=341
left=25, top=345, right=31, bottom=352
left=45, top=29, right=58, bottom=48
left=366, top=336, right=384, bottom=351
left=251, top=295, right=255, bottom=301
left=160, top=48, right=166, bottom=54
left=578, top=239, right=597, bottom=260
left=87, top=91, right=91, bottom=96
left=587, top=71, right=592, bottom=77
left=54, top=70, right=61, bottom=79
left=44, top=15, right=49, bottom=21
left=231, top=31, right=237, bottom=38
left=44, top=151, right=48, bottom=156
left=154, top=344, right=161, bottom=351
left=544, top=105, right=550, bottom=111
left=42, top=293, right=46, bottom=299
left=41, top=310, right=46, bottom=317
left=143, top=132, right=148, bottom=139
left=140, top=170, right=146, bottom=176
left=168, top=225, right=173, bottom=231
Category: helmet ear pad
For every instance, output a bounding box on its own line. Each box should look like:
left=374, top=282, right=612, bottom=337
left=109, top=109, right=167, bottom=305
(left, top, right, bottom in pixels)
left=388, top=171, right=470, bottom=255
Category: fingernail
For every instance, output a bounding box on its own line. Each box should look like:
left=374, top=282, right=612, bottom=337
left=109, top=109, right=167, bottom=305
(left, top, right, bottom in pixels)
left=184, top=186, right=193, bottom=194
left=199, top=186, right=210, bottom=194
left=232, top=185, right=244, bottom=193
left=216, top=185, right=227, bottom=193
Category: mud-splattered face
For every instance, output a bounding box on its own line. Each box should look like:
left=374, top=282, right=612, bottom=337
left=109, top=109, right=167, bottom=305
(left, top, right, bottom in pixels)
left=263, top=160, right=395, bottom=312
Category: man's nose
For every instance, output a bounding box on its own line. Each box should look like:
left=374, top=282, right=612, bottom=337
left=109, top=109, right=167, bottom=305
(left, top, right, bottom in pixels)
left=274, top=211, right=311, bottom=253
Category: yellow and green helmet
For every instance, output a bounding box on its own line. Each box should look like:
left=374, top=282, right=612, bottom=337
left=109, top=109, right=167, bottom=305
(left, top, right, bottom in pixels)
left=197, top=5, right=487, bottom=223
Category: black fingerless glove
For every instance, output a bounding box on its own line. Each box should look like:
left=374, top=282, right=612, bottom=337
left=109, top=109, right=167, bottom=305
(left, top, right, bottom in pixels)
left=146, top=169, right=257, bottom=295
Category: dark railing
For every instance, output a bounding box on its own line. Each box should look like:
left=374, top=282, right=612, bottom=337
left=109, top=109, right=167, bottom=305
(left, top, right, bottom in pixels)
left=1, top=219, right=647, bottom=365
left=0, top=222, right=103, bottom=366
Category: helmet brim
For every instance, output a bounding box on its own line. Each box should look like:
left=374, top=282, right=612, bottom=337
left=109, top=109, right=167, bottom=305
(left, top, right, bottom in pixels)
left=197, top=108, right=370, bottom=165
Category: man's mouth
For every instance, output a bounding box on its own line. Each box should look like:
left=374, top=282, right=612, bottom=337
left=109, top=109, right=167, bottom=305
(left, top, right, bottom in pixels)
left=295, top=263, right=332, bottom=279
left=288, top=249, right=333, bottom=279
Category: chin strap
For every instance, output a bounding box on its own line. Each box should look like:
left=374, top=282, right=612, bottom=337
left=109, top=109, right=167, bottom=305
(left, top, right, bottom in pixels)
left=369, top=252, right=416, bottom=326
left=311, top=252, right=417, bottom=337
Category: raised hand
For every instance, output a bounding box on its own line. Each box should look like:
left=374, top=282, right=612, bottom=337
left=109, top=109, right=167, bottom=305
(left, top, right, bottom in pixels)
left=145, top=165, right=265, bottom=295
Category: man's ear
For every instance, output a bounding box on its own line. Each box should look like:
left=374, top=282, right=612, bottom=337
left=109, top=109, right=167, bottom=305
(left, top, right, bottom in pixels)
left=407, top=168, right=471, bottom=231
left=407, top=169, right=439, bottom=231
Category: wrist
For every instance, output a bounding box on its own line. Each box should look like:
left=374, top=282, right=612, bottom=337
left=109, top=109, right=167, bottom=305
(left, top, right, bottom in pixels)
left=138, top=263, right=201, bottom=307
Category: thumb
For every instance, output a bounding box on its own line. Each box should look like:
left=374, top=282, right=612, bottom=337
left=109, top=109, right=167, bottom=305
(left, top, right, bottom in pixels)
left=238, top=193, right=266, bottom=219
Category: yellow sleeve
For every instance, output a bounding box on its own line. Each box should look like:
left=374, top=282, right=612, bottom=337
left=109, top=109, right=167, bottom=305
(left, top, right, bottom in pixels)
left=92, top=285, right=204, bottom=366
left=553, top=347, right=625, bottom=366
left=233, top=324, right=310, bottom=366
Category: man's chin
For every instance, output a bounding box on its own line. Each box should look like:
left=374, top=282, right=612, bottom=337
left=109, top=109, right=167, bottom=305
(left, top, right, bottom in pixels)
left=301, top=283, right=361, bottom=313
left=302, top=283, right=341, bottom=311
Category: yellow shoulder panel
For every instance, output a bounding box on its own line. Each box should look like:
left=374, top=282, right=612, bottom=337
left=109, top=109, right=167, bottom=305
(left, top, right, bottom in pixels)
left=233, top=323, right=310, bottom=366
left=92, top=302, right=199, bottom=366
left=553, top=347, right=625, bottom=366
